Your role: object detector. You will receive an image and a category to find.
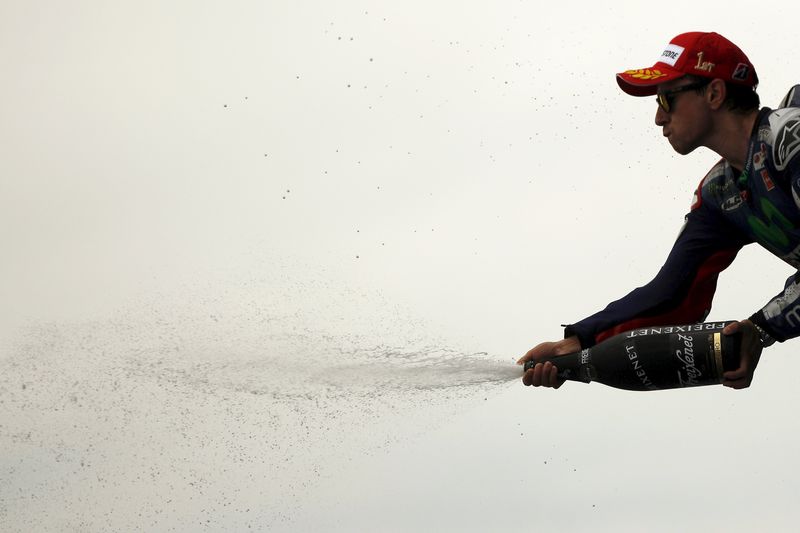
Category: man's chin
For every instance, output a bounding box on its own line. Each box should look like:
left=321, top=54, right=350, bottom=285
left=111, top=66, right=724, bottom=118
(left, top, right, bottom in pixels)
left=668, top=138, right=697, bottom=156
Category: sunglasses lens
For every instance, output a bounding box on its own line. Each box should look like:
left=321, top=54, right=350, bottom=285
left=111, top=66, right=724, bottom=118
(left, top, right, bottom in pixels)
left=656, top=80, right=709, bottom=113
left=657, top=94, right=670, bottom=113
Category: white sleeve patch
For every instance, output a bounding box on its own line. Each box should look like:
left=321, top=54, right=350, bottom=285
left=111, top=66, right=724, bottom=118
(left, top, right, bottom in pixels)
left=769, top=107, right=800, bottom=171
left=779, top=85, right=800, bottom=109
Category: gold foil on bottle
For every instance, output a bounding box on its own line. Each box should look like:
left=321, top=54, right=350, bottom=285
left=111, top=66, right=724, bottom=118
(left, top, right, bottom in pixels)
left=713, top=332, right=723, bottom=380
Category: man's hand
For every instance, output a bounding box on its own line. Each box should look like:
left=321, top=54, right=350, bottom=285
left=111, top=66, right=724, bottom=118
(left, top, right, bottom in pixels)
left=518, top=336, right=581, bottom=388
left=721, top=319, right=763, bottom=389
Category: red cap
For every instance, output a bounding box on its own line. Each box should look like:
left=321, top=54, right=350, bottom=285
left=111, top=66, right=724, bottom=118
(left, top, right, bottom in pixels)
left=616, top=32, right=758, bottom=97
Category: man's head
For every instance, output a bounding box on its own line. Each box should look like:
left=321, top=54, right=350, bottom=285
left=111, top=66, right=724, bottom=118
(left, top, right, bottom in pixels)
left=616, top=32, right=761, bottom=157
left=617, top=32, right=760, bottom=114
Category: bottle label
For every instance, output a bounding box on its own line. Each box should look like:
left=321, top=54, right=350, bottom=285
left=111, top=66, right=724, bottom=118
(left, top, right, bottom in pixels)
left=673, top=333, right=703, bottom=387
left=622, top=322, right=729, bottom=338
left=623, top=343, right=657, bottom=390
left=592, top=322, right=737, bottom=391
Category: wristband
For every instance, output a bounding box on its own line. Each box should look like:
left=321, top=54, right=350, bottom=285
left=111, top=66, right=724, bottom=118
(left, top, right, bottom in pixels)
left=753, top=323, right=776, bottom=348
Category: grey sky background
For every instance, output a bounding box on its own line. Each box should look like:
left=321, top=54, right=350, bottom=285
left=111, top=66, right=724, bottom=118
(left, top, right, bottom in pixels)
left=3, top=1, right=800, bottom=531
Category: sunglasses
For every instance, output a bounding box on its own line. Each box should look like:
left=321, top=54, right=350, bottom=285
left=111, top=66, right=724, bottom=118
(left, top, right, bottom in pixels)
left=655, top=80, right=711, bottom=113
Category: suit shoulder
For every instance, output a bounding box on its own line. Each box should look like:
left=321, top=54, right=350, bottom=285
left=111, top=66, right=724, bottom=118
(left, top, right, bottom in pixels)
left=692, top=160, right=729, bottom=210
left=763, top=85, right=800, bottom=171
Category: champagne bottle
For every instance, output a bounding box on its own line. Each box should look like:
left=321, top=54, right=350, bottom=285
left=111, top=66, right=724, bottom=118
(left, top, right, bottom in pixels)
left=523, top=321, right=740, bottom=391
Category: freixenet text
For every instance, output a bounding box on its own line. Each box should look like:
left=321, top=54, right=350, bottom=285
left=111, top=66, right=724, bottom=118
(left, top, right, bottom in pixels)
left=624, top=322, right=728, bottom=338
left=675, top=334, right=703, bottom=387
left=625, top=343, right=657, bottom=390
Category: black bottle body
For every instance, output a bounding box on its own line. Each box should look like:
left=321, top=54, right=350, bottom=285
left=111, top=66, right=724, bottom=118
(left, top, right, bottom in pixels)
left=524, top=322, right=740, bottom=391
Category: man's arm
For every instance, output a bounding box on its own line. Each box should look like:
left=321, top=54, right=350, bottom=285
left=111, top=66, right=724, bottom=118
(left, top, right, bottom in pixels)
left=750, top=271, right=800, bottom=343
left=748, top=102, right=800, bottom=343
left=520, top=179, right=750, bottom=388
left=565, top=194, right=749, bottom=348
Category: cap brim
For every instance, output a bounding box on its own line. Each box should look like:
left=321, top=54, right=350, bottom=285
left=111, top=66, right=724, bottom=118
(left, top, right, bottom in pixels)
left=616, top=66, right=684, bottom=97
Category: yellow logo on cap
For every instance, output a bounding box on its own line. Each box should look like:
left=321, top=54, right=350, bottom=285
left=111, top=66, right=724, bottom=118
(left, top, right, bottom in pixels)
left=624, top=69, right=667, bottom=80
left=694, top=52, right=715, bottom=73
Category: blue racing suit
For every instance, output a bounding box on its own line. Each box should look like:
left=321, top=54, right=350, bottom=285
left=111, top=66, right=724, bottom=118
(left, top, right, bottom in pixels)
left=566, top=86, right=800, bottom=348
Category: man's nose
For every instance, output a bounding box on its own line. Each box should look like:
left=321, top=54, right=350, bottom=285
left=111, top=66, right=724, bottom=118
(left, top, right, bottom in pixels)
left=655, top=104, right=668, bottom=127
left=656, top=106, right=669, bottom=127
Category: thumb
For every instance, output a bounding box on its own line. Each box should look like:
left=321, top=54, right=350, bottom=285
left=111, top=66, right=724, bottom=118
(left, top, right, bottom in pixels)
left=722, top=321, right=742, bottom=336
left=517, top=341, right=557, bottom=365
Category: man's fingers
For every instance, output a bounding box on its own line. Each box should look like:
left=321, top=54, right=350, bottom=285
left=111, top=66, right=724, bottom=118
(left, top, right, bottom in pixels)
left=723, top=377, right=752, bottom=389
left=540, top=362, right=553, bottom=387
left=722, top=321, right=741, bottom=335
left=522, top=368, right=534, bottom=386
left=723, top=368, right=746, bottom=381
left=550, top=365, right=564, bottom=389
left=532, top=362, right=548, bottom=386
left=521, top=361, right=561, bottom=388
left=522, top=363, right=545, bottom=386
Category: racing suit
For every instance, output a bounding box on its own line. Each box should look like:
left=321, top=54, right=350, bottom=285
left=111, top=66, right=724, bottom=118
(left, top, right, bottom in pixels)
left=565, top=86, right=800, bottom=348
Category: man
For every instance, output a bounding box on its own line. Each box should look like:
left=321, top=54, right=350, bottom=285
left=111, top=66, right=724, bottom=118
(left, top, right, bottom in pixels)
left=519, top=31, right=800, bottom=390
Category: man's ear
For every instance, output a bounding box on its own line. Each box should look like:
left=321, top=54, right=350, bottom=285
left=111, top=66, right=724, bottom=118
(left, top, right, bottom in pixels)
left=707, top=78, right=727, bottom=110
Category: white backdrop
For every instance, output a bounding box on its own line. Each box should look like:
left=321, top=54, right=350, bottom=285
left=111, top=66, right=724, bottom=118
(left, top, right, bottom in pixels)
left=2, top=1, right=800, bottom=531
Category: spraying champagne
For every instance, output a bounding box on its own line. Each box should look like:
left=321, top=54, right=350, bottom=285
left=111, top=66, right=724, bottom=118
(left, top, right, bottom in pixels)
left=523, top=321, right=740, bottom=391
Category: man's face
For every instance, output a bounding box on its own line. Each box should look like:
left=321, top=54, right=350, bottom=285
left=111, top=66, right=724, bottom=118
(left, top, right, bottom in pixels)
left=654, top=77, right=712, bottom=155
